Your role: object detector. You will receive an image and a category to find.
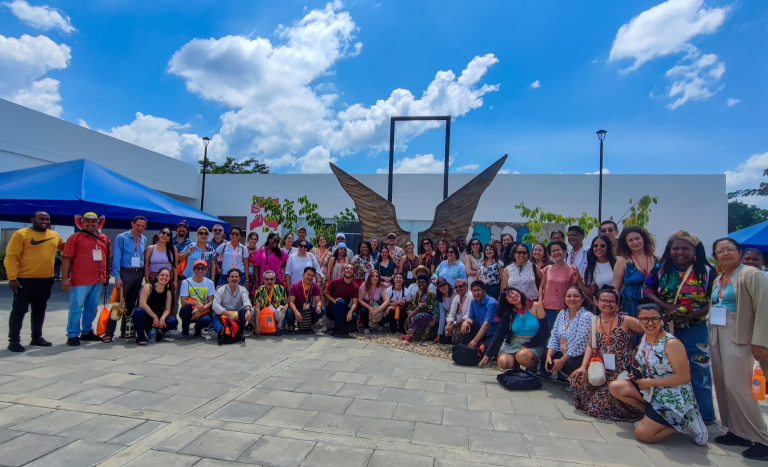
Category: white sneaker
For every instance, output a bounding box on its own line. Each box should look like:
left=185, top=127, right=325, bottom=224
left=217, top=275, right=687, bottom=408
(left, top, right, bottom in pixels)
left=364, top=328, right=370, bottom=334
left=322, top=326, right=327, bottom=332
left=688, top=411, right=709, bottom=446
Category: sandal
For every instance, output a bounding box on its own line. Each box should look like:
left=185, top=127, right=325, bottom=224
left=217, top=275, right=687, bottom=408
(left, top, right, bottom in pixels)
left=137, top=340, right=148, bottom=346
left=102, top=336, right=113, bottom=343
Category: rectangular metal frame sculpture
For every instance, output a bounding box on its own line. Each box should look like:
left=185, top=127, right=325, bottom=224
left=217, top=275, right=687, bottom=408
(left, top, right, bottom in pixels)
left=388, top=116, right=451, bottom=202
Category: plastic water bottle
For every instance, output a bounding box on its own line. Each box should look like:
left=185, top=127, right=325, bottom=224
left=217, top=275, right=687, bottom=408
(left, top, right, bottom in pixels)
left=149, top=328, right=157, bottom=343
left=752, top=367, right=766, bottom=401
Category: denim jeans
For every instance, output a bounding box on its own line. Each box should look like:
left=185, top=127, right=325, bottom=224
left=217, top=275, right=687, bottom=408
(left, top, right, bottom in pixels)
left=179, top=304, right=213, bottom=335
left=326, top=300, right=357, bottom=334
left=674, top=321, right=715, bottom=422
left=67, top=283, right=103, bottom=338
left=132, top=307, right=178, bottom=343
left=212, top=308, right=247, bottom=333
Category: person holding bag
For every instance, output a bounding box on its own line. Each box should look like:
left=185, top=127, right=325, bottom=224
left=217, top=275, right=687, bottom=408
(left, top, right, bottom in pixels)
left=570, top=286, right=643, bottom=422
left=544, top=285, right=591, bottom=378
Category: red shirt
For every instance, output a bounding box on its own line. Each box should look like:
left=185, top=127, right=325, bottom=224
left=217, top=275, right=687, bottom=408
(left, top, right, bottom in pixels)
left=326, top=278, right=359, bottom=304
left=289, top=281, right=322, bottom=309
left=62, top=232, right=111, bottom=287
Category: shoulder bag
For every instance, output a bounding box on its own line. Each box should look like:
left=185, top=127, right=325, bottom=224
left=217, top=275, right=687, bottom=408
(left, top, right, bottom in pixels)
left=668, top=265, right=693, bottom=335
left=587, top=315, right=607, bottom=386
left=110, top=288, right=126, bottom=321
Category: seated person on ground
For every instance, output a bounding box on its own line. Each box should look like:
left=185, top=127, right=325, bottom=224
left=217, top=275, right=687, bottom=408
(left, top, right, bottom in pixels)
left=385, top=272, right=409, bottom=334
left=480, top=287, right=548, bottom=370
left=132, top=267, right=178, bottom=345
left=444, top=278, right=471, bottom=344
left=212, top=268, right=253, bottom=334
left=456, top=280, right=499, bottom=352
left=435, top=278, right=453, bottom=344
left=358, top=270, right=390, bottom=334
left=179, top=260, right=215, bottom=341
left=252, top=270, right=288, bottom=336
left=404, top=274, right=440, bottom=342
left=545, top=285, right=593, bottom=377
left=323, top=263, right=360, bottom=337
left=288, top=267, right=325, bottom=333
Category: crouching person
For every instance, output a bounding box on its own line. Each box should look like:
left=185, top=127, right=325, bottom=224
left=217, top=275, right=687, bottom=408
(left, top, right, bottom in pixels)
left=132, top=267, right=178, bottom=345
left=179, top=260, right=215, bottom=341
left=212, top=269, right=252, bottom=338
left=324, top=263, right=360, bottom=338
left=252, top=270, right=288, bottom=336
left=288, top=267, right=325, bottom=334
left=451, top=280, right=499, bottom=366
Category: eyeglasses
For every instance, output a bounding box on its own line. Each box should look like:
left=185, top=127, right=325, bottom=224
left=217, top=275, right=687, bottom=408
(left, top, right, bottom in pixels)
left=515, top=251, right=528, bottom=255
left=231, top=233, right=241, bottom=237
left=593, top=244, right=607, bottom=249
left=638, top=317, right=661, bottom=324
left=264, top=277, right=275, bottom=281
left=198, top=232, right=209, bottom=236
left=600, top=228, right=616, bottom=234
left=456, top=284, right=467, bottom=289
left=213, top=229, right=223, bottom=232
left=598, top=299, right=616, bottom=305
left=714, top=246, right=738, bottom=255
left=159, top=231, right=170, bottom=236
left=298, top=244, right=307, bottom=248
left=422, top=242, right=430, bottom=246
left=388, top=237, right=396, bottom=241
left=193, top=266, right=207, bottom=271
left=550, top=249, right=563, bottom=254
left=447, top=251, right=456, bottom=255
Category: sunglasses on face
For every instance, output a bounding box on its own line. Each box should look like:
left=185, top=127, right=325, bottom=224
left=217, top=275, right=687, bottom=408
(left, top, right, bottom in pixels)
left=447, top=251, right=456, bottom=255
left=159, top=231, right=170, bottom=236
left=456, top=284, right=467, bottom=289
left=231, top=233, right=241, bottom=237
left=593, top=244, right=607, bottom=249
left=198, top=232, right=209, bottom=236
left=298, top=244, right=307, bottom=248
left=213, top=229, right=223, bottom=232
left=515, top=251, right=528, bottom=255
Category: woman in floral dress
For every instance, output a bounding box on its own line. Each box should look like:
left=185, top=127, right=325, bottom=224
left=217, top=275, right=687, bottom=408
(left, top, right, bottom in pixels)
left=479, top=243, right=504, bottom=300
left=403, top=274, right=438, bottom=342
left=570, top=286, right=644, bottom=422
left=609, top=301, right=707, bottom=446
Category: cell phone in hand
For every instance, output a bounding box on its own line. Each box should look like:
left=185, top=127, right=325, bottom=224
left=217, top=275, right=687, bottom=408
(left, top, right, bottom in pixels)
left=628, top=366, right=643, bottom=381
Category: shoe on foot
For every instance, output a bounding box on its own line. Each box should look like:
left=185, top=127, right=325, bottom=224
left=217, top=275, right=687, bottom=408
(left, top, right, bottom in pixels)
left=743, top=443, right=768, bottom=460
left=30, top=337, right=52, bottom=347
left=322, top=326, right=327, bottom=332
left=377, top=326, right=384, bottom=332
left=180, top=333, right=190, bottom=342
left=363, top=328, right=370, bottom=334
left=688, top=414, right=708, bottom=446
left=80, top=331, right=101, bottom=342
left=716, top=432, right=753, bottom=447
left=7, top=342, right=25, bottom=352
left=67, top=337, right=80, bottom=346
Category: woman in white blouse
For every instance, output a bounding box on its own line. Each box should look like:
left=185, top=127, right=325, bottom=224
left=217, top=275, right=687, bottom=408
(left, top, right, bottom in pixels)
left=545, top=285, right=593, bottom=377
left=576, top=236, right=616, bottom=299
left=284, top=239, right=322, bottom=286
left=501, top=243, right=542, bottom=301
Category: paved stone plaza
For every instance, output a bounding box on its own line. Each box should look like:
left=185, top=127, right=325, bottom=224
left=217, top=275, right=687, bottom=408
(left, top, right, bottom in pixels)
left=0, top=285, right=764, bottom=467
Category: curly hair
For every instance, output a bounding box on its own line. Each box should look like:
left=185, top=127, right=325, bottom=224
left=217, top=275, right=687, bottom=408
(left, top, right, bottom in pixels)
left=616, top=226, right=655, bottom=258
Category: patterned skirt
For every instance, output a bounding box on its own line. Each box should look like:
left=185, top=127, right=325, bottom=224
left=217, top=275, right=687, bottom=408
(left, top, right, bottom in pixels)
left=409, top=312, right=438, bottom=342
left=499, top=337, right=546, bottom=365
left=571, top=369, right=643, bottom=423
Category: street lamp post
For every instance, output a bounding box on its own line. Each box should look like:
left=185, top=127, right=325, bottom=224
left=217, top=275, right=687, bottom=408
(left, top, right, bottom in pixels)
left=596, top=130, right=607, bottom=222
left=200, top=136, right=211, bottom=211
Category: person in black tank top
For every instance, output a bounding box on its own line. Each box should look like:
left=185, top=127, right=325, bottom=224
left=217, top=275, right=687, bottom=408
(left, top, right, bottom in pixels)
left=132, top=267, right=178, bottom=345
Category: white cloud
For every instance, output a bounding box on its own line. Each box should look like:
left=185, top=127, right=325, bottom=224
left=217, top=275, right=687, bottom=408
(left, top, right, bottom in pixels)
left=456, top=164, right=479, bottom=172
left=0, top=33, right=71, bottom=116
left=376, top=153, right=449, bottom=174
left=498, top=169, right=519, bottom=174
left=590, top=58, right=598, bottom=64
left=587, top=168, right=611, bottom=175
left=76, top=118, right=90, bottom=128
left=609, top=0, right=728, bottom=109
left=296, top=145, right=337, bottom=173
left=726, top=152, right=768, bottom=192
left=727, top=98, right=740, bottom=107
left=530, top=80, right=540, bottom=88
left=3, top=0, right=75, bottom=33
left=609, top=0, right=726, bottom=72
left=99, top=112, right=202, bottom=161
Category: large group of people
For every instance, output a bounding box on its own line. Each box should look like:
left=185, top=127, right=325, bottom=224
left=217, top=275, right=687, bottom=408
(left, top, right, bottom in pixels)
left=5, top=212, right=768, bottom=459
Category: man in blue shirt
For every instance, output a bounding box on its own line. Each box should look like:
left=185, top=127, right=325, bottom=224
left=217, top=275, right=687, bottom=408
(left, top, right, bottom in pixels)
left=107, top=216, right=147, bottom=342
left=460, top=280, right=498, bottom=351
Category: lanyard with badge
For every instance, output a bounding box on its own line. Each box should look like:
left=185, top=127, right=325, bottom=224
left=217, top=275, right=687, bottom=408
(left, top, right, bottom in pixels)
left=89, top=235, right=103, bottom=262
left=302, top=282, right=313, bottom=310
left=560, top=314, right=572, bottom=353
left=130, top=235, right=141, bottom=267
left=710, top=274, right=731, bottom=326
left=599, top=314, right=616, bottom=370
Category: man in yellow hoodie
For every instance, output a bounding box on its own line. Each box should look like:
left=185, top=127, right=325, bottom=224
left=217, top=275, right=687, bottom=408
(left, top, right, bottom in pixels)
left=4, top=211, right=65, bottom=352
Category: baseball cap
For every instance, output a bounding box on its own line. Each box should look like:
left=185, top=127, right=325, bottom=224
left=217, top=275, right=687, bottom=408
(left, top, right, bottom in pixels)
left=387, top=232, right=396, bottom=239
left=176, top=220, right=190, bottom=228
left=337, top=242, right=347, bottom=249
left=567, top=225, right=585, bottom=235
left=193, top=259, right=208, bottom=268
left=336, top=233, right=346, bottom=240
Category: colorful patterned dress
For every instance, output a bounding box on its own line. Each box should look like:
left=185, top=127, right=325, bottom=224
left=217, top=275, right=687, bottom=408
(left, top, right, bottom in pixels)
left=571, top=314, right=643, bottom=422
left=408, top=289, right=438, bottom=341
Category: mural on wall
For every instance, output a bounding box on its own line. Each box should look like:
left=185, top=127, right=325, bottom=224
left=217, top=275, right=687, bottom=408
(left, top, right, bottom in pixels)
left=248, top=197, right=280, bottom=234
left=466, top=221, right=566, bottom=246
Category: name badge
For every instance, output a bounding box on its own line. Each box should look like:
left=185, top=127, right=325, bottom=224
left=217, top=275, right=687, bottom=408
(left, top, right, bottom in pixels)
left=92, top=248, right=103, bottom=261
left=407, top=271, right=413, bottom=279
left=560, top=337, right=567, bottom=353
left=130, top=256, right=141, bottom=268
left=603, top=353, right=616, bottom=371
left=710, top=305, right=727, bottom=326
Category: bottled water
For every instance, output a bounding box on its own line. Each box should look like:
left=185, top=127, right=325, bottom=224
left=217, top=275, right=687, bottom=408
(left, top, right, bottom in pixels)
left=149, top=328, right=156, bottom=343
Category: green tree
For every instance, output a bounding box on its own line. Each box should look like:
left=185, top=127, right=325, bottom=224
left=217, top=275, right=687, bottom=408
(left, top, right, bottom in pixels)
left=729, top=169, right=768, bottom=199
left=617, top=195, right=658, bottom=229
left=252, top=195, right=357, bottom=244
left=728, top=200, right=768, bottom=232
left=199, top=157, right=270, bottom=174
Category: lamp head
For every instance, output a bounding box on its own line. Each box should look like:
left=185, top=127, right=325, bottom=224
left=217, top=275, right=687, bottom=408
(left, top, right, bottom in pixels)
left=596, top=130, right=607, bottom=142
left=202, top=136, right=211, bottom=148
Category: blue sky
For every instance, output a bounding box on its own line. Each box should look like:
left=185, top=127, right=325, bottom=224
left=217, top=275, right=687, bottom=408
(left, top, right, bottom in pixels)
left=1, top=0, right=766, bottom=199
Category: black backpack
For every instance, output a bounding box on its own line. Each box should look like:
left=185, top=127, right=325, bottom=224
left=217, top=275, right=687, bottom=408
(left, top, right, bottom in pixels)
left=452, top=344, right=483, bottom=366
left=218, top=316, right=245, bottom=345
left=496, top=368, right=542, bottom=391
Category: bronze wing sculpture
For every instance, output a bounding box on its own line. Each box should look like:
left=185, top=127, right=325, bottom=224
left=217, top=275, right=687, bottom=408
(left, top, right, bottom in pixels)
left=418, top=154, right=507, bottom=245
left=330, top=163, right=411, bottom=247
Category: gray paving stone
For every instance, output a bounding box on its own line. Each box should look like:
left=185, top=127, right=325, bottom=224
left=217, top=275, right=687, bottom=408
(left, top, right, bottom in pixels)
left=445, top=381, right=488, bottom=397
left=180, top=428, right=261, bottom=461
left=256, top=407, right=317, bottom=429
left=367, top=450, right=434, bottom=467
left=467, top=395, right=514, bottom=413
left=276, top=367, right=334, bottom=382
left=391, top=367, right=430, bottom=379
left=405, top=377, right=446, bottom=392
left=257, top=390, right=308, bottom=408
left=300, top=443, right=373, bottom=467
left=335, top=383, right=384, bottom=400
left=469, top=428, right=529, bottom=456
left=160, top=381, right=232, bottom=399
left=47, top=369, right=110, bottom=384
left=28, top=381, right=88, bottom=400
left=235, top=388, right=271, bottom=404
left=443, top=407, right=494, bottom=430
left=365, top=374, right=408, bottom=388
left=0, top=376, right=57, bottom=394
left=237, top=435, right=315, bottom=467
left=639, top=445, right=711, bottom=467
left=119, top=376, right=177, bottom=392
left=62, top=386, right=129, bottom=404
left=106, top=389, right=173, bottom=409
left=582, top=439, right=656, bottom=467
left=0, top=404, right=54, bottom=428
left=16, top=366, right=72, bottom=379
left=257, top=377, right=306, bottom=391
left=298, top=394, right=353, bottom=414
left=328, top=371, right=370, bottom=384
left=392, top=403, right=444, bottom=424
left=412, top=422, right=468, bottom=449
left=345, top=399, right=397, bottom=419
left=24, top=439, right=124, bottom=467
left=323, top=362, right=361, bottom=372
left=427, top=370, right=465, bottom=383
left=155, top=426, right=211, bottom=452
left=9, top=409, right=97, bottom=435
left=353, top=365, right=394, bottom=376
left=208, top=402, right=272, bottom=423
left=523, top=433, right=592, bottom=463
left=492, top=413, right=549, bottom=435
left=126, top=450, right=200, bottom=466
left=0, top=362, right=44, bottom=375
left=423, top=392, right=467, bottom=408
left=378, top=387, right=425, bottom=404
left=304, top=412, right=365, bottom=436
left=511, top=399, right=563, bottom=418
left=84, top=372, right=144, bottom=386
left=0, top=428, right=22, bottom=444
left=0, top=433, right=74, bottom=467
left=294, top=380, right=343, bottom=395
left=58, top=414, right=146, bottom=442
left=109, top=421, right=166, bottom=445
left=147, top=395, right=208, bottom=414
left=356, top=417, right=415, bottom=442
left=540, top=417, right=605, bottom=441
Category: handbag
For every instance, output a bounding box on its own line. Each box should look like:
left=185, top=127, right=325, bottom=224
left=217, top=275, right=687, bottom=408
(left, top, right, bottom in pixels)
left=96, top=285, right=110, bottom=336
left=110, top=288, right=126, bottom=321
left=587, top=316, right=607, bottom=386
left=496, top=368, right=543, bottom=391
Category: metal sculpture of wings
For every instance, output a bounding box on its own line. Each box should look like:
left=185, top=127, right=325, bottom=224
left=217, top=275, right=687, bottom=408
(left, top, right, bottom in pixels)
left=330, top=163, right=411, bottom=247
left=418, top=154, right=508, bottom=245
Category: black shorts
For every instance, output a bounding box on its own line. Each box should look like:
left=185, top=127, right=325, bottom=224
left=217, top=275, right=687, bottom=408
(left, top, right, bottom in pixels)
left=644, top=403, right=672, bottom=427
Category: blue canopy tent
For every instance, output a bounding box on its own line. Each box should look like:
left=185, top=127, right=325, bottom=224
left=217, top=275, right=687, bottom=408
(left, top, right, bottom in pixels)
left=729, top=220, right=768, bottom=253
left=0, top=159, right=229, bottom=231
